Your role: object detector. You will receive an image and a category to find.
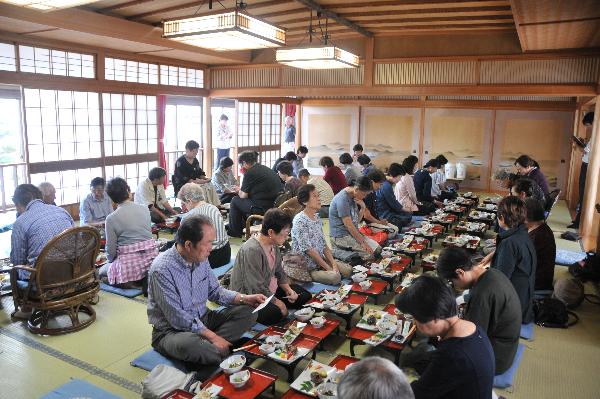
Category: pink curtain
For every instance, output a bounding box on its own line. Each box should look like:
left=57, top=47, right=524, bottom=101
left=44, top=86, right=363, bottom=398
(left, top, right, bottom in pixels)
left=157, top=95, right=168, bottom=187
left=285, top=103, right=296, bottom=117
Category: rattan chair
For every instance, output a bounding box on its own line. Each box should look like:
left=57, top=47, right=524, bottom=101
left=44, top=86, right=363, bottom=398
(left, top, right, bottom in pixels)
left=10, top=226, right=101, bottom=335
left=244, top=197, right=303, bottom=240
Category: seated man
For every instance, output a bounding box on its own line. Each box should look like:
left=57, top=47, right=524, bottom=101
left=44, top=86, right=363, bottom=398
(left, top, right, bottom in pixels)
left=436, top=247, right=521, bottom=375
left=276, top=161, right=302, bottom=197
left=10, top=184, right=74, bottom=316
left=375, top=163, right=412, bottom=230
left=135, top=167, right=177, bottom=224
left=298, top=168, right=333, bottom=218
left=79, top=177, right=114, bottom=225
left=413, top=159, right=443, bottom=209
left=148, top=215, right=265, bottom=378
left=338, top=357, right=415, bottom=399
left=228, top=151, right=282, bottom=238
left=37, top=182, right=57, bottom=205
left=396, top=275, right=495, bottom=399
left=329, top=176, right=381, bottom=261
left=172, top=140, right=221, bottom=206
left=525, top=198, right=556, bottom=291
left=211, top=156, right=238, bottom=204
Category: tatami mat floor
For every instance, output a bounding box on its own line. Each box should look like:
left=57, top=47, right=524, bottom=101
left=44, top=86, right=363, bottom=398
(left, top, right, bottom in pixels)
left=1, top=198, right=599, bottom=399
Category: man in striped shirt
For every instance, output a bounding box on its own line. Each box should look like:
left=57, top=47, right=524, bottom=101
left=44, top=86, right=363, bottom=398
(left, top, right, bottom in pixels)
left=10, top=184, right=74, bottom=282
left=147, top=215, right=265, bottom=377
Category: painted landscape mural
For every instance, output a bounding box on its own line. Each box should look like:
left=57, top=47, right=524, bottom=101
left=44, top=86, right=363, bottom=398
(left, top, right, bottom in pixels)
left=363, top=113, right=416, bottom=168
left=306, top=114, right=352, bottom=169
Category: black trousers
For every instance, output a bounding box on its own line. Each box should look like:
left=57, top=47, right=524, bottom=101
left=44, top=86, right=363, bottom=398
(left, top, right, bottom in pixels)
left=228, top=197, right=265, bottom=237
left=219, top=192, right=237, bottom=204
left=574, top=162, right=588, bottom=225
left=208, top=243, right=231, bottom=268
left=257, top=284, right=312, bottom=326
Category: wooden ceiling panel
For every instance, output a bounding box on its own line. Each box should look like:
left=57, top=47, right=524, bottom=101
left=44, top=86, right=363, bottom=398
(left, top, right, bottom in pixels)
left=0, top=16, right=55, bottom=34
left=520, top=21, right=600, bottom=51
left=511, top=0, right=600, bottom=51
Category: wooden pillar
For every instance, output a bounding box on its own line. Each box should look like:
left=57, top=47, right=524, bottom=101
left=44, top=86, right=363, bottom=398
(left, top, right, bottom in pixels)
left=203, top=97, right=212, bottom=173
left=364, top=37, right=374, bottom=88
left=580, top=98, right=600, bottom=251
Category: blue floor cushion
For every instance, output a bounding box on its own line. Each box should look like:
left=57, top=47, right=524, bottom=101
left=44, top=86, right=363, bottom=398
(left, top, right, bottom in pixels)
left=131, top=349, right=187, bottom=372
left=213, top=258, right=235, bottom=278
left=41, top=379, right=120, bottom=399
left=100, top=283, right=143, bottom=298
left=520, top=323, right=534, bottom=340
left=494, top=343, right=525, bottom=389
left=555, top=249, right=586, bottom=266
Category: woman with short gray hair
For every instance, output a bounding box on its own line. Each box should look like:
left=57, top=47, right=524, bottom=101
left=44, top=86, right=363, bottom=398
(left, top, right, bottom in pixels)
left=338, top=357, right=414, bottom=399
left=178, top=183, right=230, bottom=268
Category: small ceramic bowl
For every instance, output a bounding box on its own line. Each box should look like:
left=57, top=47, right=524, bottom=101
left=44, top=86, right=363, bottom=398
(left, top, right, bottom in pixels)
left=294, top=307, right=315, bottom=322
left=229, top=369, right=250, bottom=388
left=259, top=343, right=275, bottom=355
left=310, top=316, right=326, bottom=329
left=220, top=354, right=246, bottom=375
left=352, top=273, right=367, bottom=283
left=322, top=300, right=336, bottom=309
left=359, top=280, right=372, bottom=290
left=316, top=382, right=338, bottom=398
left=377, top=320, right=397, bottom=335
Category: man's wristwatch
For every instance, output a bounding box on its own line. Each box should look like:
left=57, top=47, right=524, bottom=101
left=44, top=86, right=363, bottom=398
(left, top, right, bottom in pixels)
left=239, top=294, right=246, bottom=305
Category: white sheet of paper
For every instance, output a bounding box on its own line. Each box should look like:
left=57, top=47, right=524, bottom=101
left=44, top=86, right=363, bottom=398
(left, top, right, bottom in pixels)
left=252, top=294, right=275, bottom=313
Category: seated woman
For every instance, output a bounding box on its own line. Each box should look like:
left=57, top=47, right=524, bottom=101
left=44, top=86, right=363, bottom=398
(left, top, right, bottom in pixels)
left=320, top=156, right=348, bottom=194
left=395, top=275, right=495, bottom=399
left=514, top=154, right=550, bottom=197
left=211, top=156, right=238, bottom=204
left=339, top=152, right=361, bottom=186
left=510, top=177, right=546, bottom=206
left=291, top=184, right=352, bottom=285
left=229, top=208, right=311, bottom=325
left=525, top=198, right=556, bottom=291
left=395, top=156, right=424, bottom=214
left=357, top=154, right=376, bottom=176
left=276, top=161, right=302, bottom=196
left=178, top=183, right=231, bottom=268
left=375, top=163, right=412, bottom=229
left=99, top=177, right=158, bottom=287
left=329, top=176, right=381, bottom=261
left=492, top=196, right=536, bottom=323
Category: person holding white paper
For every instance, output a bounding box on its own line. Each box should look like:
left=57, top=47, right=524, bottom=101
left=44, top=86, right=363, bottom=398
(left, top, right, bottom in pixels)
left=229, top=208, right=312, bottom=325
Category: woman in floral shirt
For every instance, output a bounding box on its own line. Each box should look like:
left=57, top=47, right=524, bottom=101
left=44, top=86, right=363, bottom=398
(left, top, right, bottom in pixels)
left=291, top=184, right=352, bottom=285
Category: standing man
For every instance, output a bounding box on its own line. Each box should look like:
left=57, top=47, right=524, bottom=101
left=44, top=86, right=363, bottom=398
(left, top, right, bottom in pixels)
left=570, top=111, right=594, bottom=229
left=148, top=215, right=265, bottom=379
left=284, top=116, right=296, bottom=153
left=215, top=114, right=232, bottom=170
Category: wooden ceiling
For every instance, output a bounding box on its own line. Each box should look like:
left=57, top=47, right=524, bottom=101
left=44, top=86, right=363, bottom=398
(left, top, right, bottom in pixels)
left=88, top=0, right=518, bottom=42
left=0, top=0, right=598, bottom=66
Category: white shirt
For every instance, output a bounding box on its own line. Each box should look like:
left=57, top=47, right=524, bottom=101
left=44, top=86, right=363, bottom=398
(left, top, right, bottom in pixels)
left=134, top=179, right=168, bottom=210
left=430, top=169, right=446, bottom=197
left=582, top=142, right=591, bottom=163
left=215, top=125, right=231, bottom=149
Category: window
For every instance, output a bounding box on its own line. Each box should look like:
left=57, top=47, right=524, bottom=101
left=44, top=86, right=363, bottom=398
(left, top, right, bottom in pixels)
left=105, top=57, right=159, bottom=85
left=19, top=45, right=94, bottom=78
left=0, top=43, right=16, bottom=72
left=164, top=96, right=203, bottom=178
left=211, top=99, right=235, bottom=169
left=160, top=65, right=204, bottom=88
left=24, top=89, right=101, bottom=162
left=102, top=93, right=157, bottom=157
left=105, top=161, right=157, bottom=193
left=0, top=88, right=27, bottom=212
left=237, top=101, right=281, bottom=169
left=30, top=167, right=102, bottom=206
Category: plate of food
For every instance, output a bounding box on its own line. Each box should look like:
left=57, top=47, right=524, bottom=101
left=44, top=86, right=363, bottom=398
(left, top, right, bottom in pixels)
left=290, top=360, right=335, bottom=396
left=295, top=308, right=315, bottom=322
left=363, top=331, right=393, bottom=346
left=400, top=273, right=418, bottom=288
left=282, top=321, right=306, bottom=344
left=356, top=309, right=387, bottom=331
left=352, top=265, right=368, bottom=273
left=423, top=254, right=438, bottom=264
left=330, top=302, right=358, bottom=314
left=268, top=344, right=310, bottom=364
left=194, top=383, right=223, bottom=399
left=390, top=320, right=414, bottom=344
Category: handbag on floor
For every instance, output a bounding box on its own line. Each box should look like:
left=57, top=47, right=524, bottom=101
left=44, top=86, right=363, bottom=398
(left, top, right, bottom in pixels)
left=533, top=297, right=579, bottom=328
left=141, top=364, right=200, bottom=399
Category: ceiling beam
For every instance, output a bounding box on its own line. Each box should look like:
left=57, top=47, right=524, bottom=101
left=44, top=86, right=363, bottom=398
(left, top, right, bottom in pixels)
left=281, top=14, right=513, bottom=28
left=337, top=6, right=512, bottom=18
left=327, top=1, right=514, bottom=8
left=210, top=84, right=598, bottom=97
left=0, top=3, right=251, bottom=64
left=98, top=0, right=156, bottom=12
left=292, top=0, right=373, bottom=37
left=508, top=0, right=527, bottom=51
left=126, top=0, right=296, bottom=21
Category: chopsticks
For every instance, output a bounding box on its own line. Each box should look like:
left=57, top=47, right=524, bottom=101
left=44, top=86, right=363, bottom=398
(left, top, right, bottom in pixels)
left=233, top=342, right=258, bottom=353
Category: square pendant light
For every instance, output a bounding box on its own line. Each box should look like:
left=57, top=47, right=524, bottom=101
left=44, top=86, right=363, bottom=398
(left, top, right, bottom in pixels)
left=163, top=10, right=285, bottom=51
left=0, top=0, right=100, bottom=10
left=276, top=45, right=360, bottom=69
